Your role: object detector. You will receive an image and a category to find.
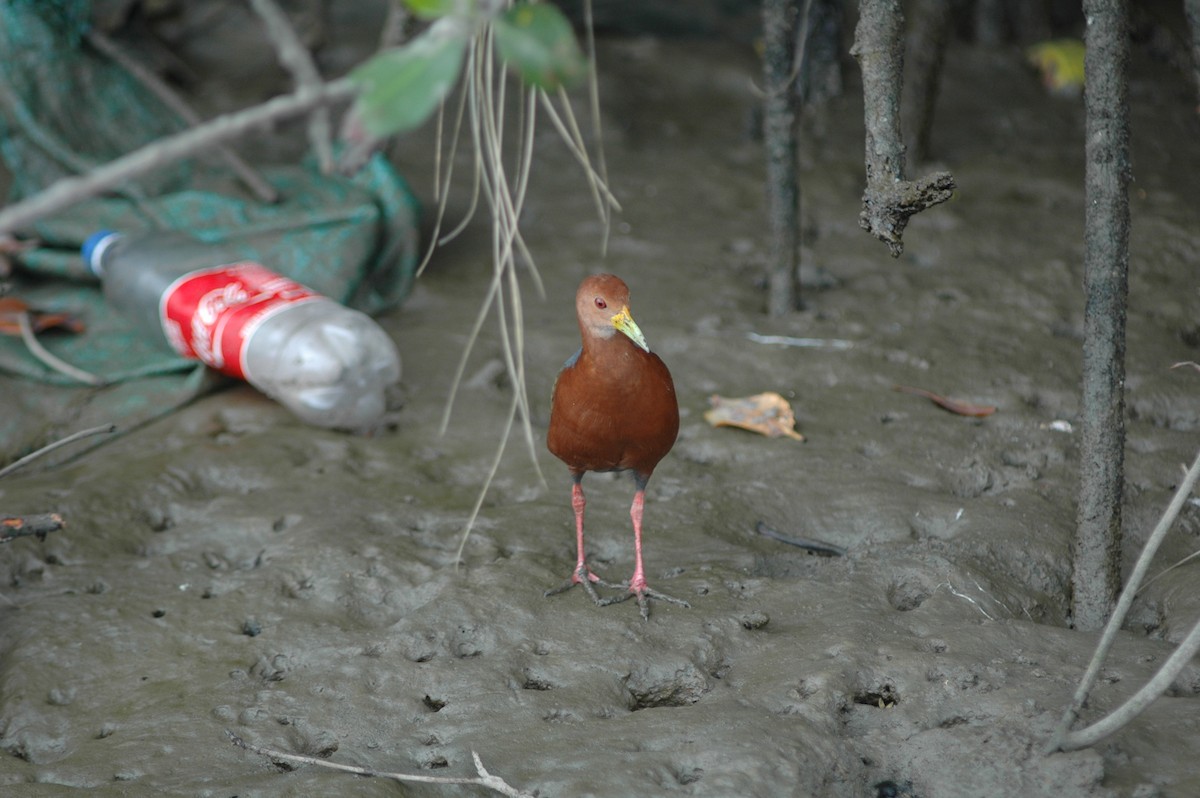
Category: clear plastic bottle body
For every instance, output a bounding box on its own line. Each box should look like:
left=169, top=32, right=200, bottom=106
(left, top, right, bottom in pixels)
left=85, top=230, right=401, bottom=430
left=240, top=297, right=400, bottom=429
left=89, top=231, right=230, bottom=347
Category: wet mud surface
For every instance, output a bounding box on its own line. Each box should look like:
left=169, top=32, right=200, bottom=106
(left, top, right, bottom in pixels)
left=3, top=14, right=1200, bottom=798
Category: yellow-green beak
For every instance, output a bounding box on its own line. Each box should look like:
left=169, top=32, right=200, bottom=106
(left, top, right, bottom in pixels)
left=611, top=306, right=650, bottom=352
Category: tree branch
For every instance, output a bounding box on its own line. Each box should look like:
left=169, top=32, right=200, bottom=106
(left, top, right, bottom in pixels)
left=851, top=0, right=955, bottom=257
left=762, top=0, right=801, bottom=315
left=85, top=28, right=279, bottom=203
left=247, top=0, right=335, bottom=174
left=1185, top=0, right=1200, bottom=111
left=1047, top=450, right=1200, bottom=753
left=1072, top=0, right=1131, bottom=632
left=901, top=0, right=952, bottom=163
left=0, top=78, right=357, bottom=236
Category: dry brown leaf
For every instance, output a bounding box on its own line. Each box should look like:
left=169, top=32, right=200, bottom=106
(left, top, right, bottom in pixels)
left=892, top=383, right=997, bottom=417
left=0, top=297, right=86, bottom=336
left=704, top=392, right=805, bottom=441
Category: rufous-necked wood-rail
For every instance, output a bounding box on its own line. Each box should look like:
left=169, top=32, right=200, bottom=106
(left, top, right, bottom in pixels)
left=546, top=273, right=689, bottom=620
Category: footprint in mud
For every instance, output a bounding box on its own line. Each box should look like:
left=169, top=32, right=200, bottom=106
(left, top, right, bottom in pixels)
left=886, top=573, right=934, bottom=612
left=391, top=620, right=496, bottom=661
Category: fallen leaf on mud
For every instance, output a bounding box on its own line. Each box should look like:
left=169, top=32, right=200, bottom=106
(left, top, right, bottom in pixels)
left=893, top=384, right=997, bottom=417
left=1025, top=39, right=1085, bottom=97
left=704, top=392, right=804, bottom=440
left=0, top=297, right=86, bottom=336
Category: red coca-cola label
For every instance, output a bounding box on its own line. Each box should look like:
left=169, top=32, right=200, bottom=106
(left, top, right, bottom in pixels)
left=159, top=263, right=319, bottom=379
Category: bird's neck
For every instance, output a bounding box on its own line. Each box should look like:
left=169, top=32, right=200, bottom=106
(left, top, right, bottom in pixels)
left=581, top=330, right=641, bottom=360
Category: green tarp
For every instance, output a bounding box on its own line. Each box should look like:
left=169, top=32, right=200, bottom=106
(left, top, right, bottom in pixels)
left=0, top=1, right=420, bottom=464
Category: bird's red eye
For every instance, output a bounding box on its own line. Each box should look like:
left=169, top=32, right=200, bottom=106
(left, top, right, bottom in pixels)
left=594, top=297, right=607, bottom=310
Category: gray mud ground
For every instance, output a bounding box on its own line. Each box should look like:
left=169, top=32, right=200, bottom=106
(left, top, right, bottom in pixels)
left=3, top=6, right=1200, bottom=797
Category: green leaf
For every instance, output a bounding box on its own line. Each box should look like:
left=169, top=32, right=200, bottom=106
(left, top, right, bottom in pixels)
left=403, top=0, right=466, bottom=21
left=493, top=3, right=587, bottom=91
left=349, top=22, right=468, bottom=137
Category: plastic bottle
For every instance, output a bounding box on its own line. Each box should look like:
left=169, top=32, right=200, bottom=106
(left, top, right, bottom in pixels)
left=83, top=230, right=401, bottom=430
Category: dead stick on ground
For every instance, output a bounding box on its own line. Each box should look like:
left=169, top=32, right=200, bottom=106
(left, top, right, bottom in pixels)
left=1046, top=449, right=1200, bottom=753
left=0, top=78, right=357, bottom=235
left=226, top=730, right=534, bottom=797
left=16, top=311, right=104, bottom=386
left=0, top=424, right=117, bottom=480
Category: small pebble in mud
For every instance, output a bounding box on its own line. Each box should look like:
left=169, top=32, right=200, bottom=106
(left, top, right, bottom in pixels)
left=242, top=618, right=262, bottom=637
left=740, top=610, right=770, bottom=630
left=47, top=687, right=75, bottom=706
left=272, top=514, right=302, bottom=532
left=152, top=608, right=166, bottom=618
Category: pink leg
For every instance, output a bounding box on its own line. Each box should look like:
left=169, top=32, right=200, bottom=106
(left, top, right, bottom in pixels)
left=628, top=489, right=648, bottom=593
left=570, top=482, right=598, bottom=584
left=598, top=486, right=690, bottom=620
left=545, top=479, right=618, bottom=603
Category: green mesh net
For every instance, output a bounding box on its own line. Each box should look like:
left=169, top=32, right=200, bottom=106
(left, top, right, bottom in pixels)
left=0, top=1, right=420, bottom=460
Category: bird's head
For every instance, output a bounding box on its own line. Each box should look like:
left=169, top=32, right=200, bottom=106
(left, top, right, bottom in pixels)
left=576, top=273, right=650, bottom=352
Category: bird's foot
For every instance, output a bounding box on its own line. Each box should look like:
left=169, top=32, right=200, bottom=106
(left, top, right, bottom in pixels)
left=544, top=564, right=622, bottom=604
left=599, top=579, right=691, bottom=621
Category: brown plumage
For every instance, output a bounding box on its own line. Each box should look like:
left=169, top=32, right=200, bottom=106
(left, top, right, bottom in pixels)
left=546, top=273, right=688, bottom=619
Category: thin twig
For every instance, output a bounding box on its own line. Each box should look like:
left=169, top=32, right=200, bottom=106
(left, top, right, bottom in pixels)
left=0, top=424, right=118, bottom=480
left=226, top=730, right=534, bottom=797
left=1135, top=549, right=1200, bottom=597
left=0, top=65, right=157, bottom=217
left=416, top=78, right=475, bottom=272
left=455, top=390, right=520, bottom=566
left=537, top=92, right=621, bottom=213
left=84, top=28, right=278, bottom=202
left=581, top=0, right=612, bottom=255
left=17, top=311, right=104, bottom=386
left=747, top=332, right=855, bottom=349
left=0, top=78, right=357, bottom=235
left=755, top=520, right=846, bottom=556
left=427, top=12, right=612, bottom=559
left=1055, top=615, right=1200, bottom=751
left=1046, top=448, right=1200, bottom=753
left=476, top=35, right=543, bottom=483
left=247, top=0, right=334, bottom=174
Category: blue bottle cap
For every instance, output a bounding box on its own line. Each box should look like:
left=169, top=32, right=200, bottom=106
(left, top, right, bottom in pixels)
left=82, top=230, right=120, bottom=277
